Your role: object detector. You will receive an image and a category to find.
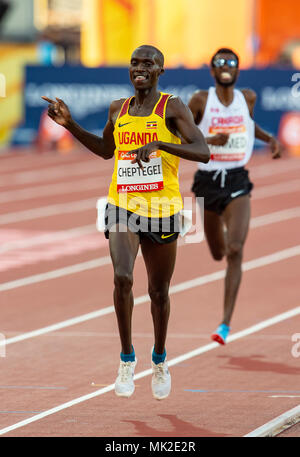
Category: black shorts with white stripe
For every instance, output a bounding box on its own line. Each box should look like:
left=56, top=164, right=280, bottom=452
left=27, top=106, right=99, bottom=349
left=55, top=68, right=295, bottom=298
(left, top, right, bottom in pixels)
left=104, top=203, right=180, bottom=244
left=191, top=166, right=253, bottom=215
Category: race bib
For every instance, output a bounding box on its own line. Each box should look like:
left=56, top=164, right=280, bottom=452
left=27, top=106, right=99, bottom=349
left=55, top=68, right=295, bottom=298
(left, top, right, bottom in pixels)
left=117, top=150, right=164, bottom=193
left=208, top=125, right=248, bottom=161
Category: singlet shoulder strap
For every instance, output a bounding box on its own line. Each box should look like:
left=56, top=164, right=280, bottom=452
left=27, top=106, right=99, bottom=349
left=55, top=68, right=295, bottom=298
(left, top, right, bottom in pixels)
left=118, top=96, right=133, bottom=119
left=154, top=93, right=171, bottom=118
left=235, top=89, right=252, bottom=114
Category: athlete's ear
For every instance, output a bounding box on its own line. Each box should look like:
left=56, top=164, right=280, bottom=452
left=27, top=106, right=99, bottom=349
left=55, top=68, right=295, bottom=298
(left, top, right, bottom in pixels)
left=159, top=68, right=165, bottom=76
left=210, top=67, right=216, bottom=79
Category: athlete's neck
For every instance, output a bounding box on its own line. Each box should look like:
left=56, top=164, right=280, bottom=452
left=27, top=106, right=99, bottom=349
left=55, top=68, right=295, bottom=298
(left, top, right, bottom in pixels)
left=133, top=87, right=160, bottom=109
left=215, top=84, right=235, bottom=107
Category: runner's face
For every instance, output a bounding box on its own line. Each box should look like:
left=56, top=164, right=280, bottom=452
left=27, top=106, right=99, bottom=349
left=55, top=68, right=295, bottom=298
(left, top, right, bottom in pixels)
left=211, top=53, right=239, bottom=87
left=129, top=49, right=163, bottom=90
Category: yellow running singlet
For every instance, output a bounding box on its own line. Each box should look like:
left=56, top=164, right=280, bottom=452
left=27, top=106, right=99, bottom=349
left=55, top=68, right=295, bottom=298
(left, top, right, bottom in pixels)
left=107, top=93, right=183, bottom=218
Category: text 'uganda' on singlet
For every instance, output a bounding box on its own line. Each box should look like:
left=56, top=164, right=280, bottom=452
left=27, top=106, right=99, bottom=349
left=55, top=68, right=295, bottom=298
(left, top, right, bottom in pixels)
left=198, top=87, right=255, bottom=171
left=107, top=92, right=183, bottom=218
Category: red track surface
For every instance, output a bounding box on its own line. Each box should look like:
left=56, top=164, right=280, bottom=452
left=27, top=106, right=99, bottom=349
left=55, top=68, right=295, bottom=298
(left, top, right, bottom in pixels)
left=0, top=146, right=299, bottom=438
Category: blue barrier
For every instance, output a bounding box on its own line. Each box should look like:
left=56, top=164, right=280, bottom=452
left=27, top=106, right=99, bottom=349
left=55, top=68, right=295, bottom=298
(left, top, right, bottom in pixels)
left=13, top=65, right=300, bottom=146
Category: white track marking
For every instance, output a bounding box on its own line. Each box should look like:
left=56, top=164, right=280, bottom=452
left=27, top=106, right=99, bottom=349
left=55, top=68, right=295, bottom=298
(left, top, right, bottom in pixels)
left=0, top=305, right=299, bottom=436
left=2, top=154, right=299, bottom=184
left=0, top=206, right=298, bottom=293
left=0, top=225, right=96, bottom=253
left=0, top=257, right=111, bottom=293
left=0, top=198, right=96, bottom=225
left=0, top=161, right=103, bottom=188
left=1, top=245, right=300, bottom=347
left=253, top=179, right=300, bottom=200
left=1, top=205, right=299, bottom=253
left=0, top=177, right=107, bottom=204
left=250, top=158, right=300, bottom=178
left=244, top=404, right=300, bottom=437
left=0, top=176, right=300, bottom=225
left=0, top=226, right=299, bottom=293
left=2, top=175, right=300, bottom=226
left=0, top=156, right=192, bottom=189
left=1, top=164, right=299, bottom=204
left=250, top=207, right=300, bottom=228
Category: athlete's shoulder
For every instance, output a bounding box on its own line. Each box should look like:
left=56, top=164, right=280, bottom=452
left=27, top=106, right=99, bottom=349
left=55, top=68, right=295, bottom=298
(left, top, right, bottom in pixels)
left=240, top=88, right=257, bottom=103
left=109, top=98, right=127, bottom=115
left=240, top=88, right=257, bottom=117
left=108, top=98, right=129, bottom=124
left=189, top=89, right=209, bottom=104
left=188, top=90, right=209, bottom=113
left=165, top=95, right=191, bottom=118
left=187, top=90, right=209, bottom=124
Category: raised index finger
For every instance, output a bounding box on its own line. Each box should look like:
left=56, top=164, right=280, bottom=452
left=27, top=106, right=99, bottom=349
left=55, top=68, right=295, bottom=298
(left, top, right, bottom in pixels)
left=41, top=96, right=55, bottom=104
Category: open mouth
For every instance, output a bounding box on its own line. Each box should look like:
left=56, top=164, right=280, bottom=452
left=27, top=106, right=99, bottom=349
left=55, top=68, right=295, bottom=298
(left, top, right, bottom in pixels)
left=134, top=74, right=148, bottom=82
left=220, top=71, right=232, bottom=81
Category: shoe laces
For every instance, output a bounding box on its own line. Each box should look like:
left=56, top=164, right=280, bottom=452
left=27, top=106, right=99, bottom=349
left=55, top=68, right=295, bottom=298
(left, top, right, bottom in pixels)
left=152, top=362, right=167, bottom=383
left=119, top=361, right=134, bottom=382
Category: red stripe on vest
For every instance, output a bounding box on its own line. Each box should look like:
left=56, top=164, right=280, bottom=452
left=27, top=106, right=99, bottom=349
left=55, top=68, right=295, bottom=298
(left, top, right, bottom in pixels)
left=154, top=94, right=170, bottom=118
left=119, top=98, right=131, bottom=118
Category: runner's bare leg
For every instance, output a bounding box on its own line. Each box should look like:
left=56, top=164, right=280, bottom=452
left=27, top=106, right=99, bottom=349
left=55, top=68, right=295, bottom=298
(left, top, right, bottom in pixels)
left=141, top=238, right=177, bottom=354
left=109, top=226, right=140, bottom=354
left=222, top=195, right=250, bottom=325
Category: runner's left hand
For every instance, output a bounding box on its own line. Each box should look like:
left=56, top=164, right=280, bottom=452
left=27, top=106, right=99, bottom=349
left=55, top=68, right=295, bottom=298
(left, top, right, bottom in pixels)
left=127, top=141, right=160, bottom=170
left=269, top=137, right=282, bottom=159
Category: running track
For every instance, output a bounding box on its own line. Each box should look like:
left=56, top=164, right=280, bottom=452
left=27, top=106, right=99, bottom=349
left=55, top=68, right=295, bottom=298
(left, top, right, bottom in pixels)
left=0, top=146, right=299, bottom=438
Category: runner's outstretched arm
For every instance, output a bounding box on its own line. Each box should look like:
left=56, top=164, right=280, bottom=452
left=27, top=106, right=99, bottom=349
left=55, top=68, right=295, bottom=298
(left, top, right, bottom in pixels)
left=242, top=89, right=282, bottom=159
left=41, top=96, right=117, bottom=160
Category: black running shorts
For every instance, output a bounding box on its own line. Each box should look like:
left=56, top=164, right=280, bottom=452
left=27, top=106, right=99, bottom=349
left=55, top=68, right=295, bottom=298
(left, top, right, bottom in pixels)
left=104, top=203, right=180, bottom=244
left=191, top=167, right=253, bottom=215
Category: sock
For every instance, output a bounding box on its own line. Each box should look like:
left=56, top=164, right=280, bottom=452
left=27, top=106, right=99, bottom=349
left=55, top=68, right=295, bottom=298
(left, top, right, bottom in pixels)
left=120, top=346, right=135, bottom=362
left=152, top=347, right=166, bottom=365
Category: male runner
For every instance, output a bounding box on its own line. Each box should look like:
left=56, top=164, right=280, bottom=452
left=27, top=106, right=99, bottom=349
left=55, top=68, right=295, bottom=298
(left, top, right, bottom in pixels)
left=42, top=45, right=210, bottom=400
left=188, top=48, right=282, bottom=345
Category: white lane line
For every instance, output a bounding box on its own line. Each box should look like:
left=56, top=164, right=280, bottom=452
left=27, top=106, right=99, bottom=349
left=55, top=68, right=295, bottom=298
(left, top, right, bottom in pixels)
left=244, top=404, right=300, bottom=437
left=0, top=305, right=299, bottom=436
left=253, top=179, right=300, bottom=200
left=0, top=161, right=104, bottom=188
left=1, top=245, right=300, bottom=347
left=0, top=198, right=96, bottom=225
left=0, top=206, right=299, bottom=291
left=250, top=158, right=300, bottom=179
left=1, top=154, right=298, bottom=186
left=0, top=177, right=106, bottom=204
left=0, top=157, right=192, bottom=189
left=2, top=176, right=300, bottom=226
left=1, top=205, right=299, bottom=253
left=250, top=207, right=300, bottom=228
left=1, top=164, right=299, bottom=205
left=0, top=257, right=111, bottom=293
left=0, top=225, right=96, bottom=253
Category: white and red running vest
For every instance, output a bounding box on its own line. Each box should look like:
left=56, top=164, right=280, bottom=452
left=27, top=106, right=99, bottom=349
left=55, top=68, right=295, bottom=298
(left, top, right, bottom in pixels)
left=198, top=87, right=255, bottom=172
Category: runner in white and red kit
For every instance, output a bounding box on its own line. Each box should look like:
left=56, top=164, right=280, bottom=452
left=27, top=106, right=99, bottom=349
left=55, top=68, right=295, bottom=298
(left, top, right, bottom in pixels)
left=188, top=48, right=282, bottom=345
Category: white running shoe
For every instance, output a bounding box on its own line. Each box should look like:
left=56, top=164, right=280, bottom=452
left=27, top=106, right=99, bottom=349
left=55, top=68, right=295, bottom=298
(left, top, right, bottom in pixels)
left=151, top=360, right=171, bottom=400
left=115, top=359, right=137, bottom=398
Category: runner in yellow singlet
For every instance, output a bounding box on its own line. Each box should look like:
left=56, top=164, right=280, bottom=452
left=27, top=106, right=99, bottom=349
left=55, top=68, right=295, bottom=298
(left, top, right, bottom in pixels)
left=42, top=45, right=209, bottom=400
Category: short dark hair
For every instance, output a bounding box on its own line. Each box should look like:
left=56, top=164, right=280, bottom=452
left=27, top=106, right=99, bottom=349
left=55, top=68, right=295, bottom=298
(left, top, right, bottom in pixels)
left=210, top=48, right=239, bottom=67
left=134, top=45, right=164, bottom=67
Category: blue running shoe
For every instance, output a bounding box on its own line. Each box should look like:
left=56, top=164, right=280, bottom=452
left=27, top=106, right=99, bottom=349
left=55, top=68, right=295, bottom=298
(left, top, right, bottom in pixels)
left=211, top=324, right=230, bottom=345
